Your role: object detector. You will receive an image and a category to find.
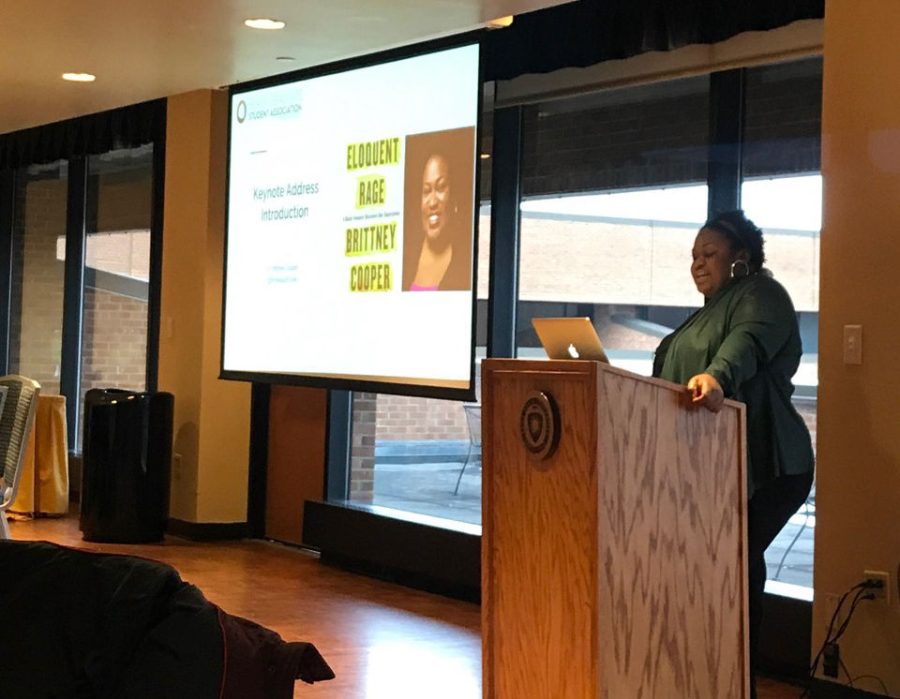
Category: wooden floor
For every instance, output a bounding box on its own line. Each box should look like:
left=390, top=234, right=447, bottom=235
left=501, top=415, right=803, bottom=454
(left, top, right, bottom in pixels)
left=7, top=515, right=802, bottom=698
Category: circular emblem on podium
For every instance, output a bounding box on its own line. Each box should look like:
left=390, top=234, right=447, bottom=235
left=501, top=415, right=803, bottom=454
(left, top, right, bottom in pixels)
left=520, top=391, right=560, bottom=462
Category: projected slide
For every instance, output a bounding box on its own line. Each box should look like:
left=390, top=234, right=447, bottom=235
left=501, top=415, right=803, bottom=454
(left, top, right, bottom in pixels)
left=223, top=42, right=479, bottom=394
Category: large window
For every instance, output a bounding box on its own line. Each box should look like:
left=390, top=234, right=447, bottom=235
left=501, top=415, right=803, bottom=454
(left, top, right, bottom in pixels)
left=9, top=162, right=69, bottom=393
left=514, top=62, right=822, bottom=594
left=3, top=131, right=160, bottom=475
left=76, top=145, right=154, bottom=450
left=516, top=76, right=710, bottom=376
left=742, top=58, right=823, bottom=593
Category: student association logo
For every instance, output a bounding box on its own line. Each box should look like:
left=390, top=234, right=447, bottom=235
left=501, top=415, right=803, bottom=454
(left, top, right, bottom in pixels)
left=519, top=391, right=560, bottom=463
left=236, top=91, right=303, bottom=126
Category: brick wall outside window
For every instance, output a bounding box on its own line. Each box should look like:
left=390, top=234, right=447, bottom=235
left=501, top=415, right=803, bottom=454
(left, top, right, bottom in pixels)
left=9, top=174, right=67, bottom=394
left=80, top=288, right=148, bottom=392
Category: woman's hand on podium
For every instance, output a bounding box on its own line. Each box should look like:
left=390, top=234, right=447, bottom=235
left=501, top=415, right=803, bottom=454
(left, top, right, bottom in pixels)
left=686, top=373, right=724, bottom=413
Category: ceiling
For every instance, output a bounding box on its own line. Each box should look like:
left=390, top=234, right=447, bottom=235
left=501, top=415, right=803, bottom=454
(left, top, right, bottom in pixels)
left=0, top=0, right=570, bottom=136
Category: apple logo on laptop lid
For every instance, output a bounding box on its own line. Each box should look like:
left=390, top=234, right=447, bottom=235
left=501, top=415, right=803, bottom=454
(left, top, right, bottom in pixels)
left=567, top=343, right=580, bottom=359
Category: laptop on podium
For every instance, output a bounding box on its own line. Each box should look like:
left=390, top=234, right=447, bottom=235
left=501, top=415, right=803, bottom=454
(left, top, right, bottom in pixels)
left=531, top=317, right=609, bottom=363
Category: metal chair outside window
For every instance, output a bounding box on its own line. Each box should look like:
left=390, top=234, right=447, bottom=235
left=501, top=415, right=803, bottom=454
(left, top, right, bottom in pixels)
left=453, top=404, right=481, bottom=495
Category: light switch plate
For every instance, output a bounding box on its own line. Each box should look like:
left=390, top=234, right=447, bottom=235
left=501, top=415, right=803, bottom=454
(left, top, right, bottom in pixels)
left=843, top=324, right=862, bottom=365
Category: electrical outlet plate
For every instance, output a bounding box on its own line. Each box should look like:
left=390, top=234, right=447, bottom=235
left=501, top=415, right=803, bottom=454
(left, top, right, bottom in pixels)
left=864, top=570, right=890, bottom=603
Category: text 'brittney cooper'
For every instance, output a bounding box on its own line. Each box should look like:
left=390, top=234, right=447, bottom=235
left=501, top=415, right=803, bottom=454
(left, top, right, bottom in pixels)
left=345, top=223, right=397, bottom=256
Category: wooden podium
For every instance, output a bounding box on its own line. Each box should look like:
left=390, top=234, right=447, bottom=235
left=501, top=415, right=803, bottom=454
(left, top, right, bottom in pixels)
left=481, top=359, right=749, bottom=699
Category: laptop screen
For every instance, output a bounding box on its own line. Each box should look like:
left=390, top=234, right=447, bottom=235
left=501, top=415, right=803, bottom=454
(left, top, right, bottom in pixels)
left=531, top=317, right=609, bottom=362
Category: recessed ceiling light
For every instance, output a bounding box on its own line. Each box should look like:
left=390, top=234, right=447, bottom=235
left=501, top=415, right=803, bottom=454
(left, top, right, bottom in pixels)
left=62, top=72, right=96, bottom=82
left=480, top=153, right=491, bottom=160
left=244, top=18, right=286, bottom=30
left=486, top=15, right=514, bottom=29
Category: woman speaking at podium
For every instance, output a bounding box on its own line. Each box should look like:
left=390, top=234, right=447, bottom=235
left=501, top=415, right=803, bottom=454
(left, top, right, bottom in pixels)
left=652, top=210, right=814, bottom=698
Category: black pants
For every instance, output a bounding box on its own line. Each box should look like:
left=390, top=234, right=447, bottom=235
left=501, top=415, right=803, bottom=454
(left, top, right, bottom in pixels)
left=747, top=470, right=815, bottom=697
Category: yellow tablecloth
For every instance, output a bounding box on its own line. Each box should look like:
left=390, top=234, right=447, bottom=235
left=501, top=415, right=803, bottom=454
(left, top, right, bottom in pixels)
left=10, top=394, right=69, bottom=516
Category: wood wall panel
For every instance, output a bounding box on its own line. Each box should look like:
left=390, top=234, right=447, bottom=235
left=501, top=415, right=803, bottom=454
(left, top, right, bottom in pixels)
left=482, top=359, right=748, bottom=699
left=265, top=385, right=327, bottom=545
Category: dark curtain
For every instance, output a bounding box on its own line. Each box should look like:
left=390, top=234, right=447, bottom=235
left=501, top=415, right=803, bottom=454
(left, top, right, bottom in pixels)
left=484, top=0, right=824, bottom=81
left=0, top=99, right=165, bottom=170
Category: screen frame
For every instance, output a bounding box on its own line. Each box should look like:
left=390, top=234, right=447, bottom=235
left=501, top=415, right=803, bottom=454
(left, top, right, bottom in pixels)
left=220, top=31, right=485, bottom=402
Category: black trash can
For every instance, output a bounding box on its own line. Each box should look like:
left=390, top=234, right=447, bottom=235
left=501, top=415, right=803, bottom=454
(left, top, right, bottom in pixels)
left=80, top=388, right=174, bottom=543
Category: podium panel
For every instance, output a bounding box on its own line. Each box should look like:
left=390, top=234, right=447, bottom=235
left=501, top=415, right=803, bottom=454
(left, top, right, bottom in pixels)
left=482, top=359, right=748, bottom=699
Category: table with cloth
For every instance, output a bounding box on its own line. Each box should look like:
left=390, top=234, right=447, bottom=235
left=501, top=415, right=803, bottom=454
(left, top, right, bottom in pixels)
left=10, top=394, right=68, bottom=517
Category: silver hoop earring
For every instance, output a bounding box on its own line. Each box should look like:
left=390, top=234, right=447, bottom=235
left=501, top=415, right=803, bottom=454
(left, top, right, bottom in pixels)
left=731, top=260, right=750, bottom=279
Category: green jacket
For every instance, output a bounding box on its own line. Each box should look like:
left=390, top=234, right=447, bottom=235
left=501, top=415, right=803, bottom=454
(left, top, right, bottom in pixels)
left=652, top=273, right=814, bottom=497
